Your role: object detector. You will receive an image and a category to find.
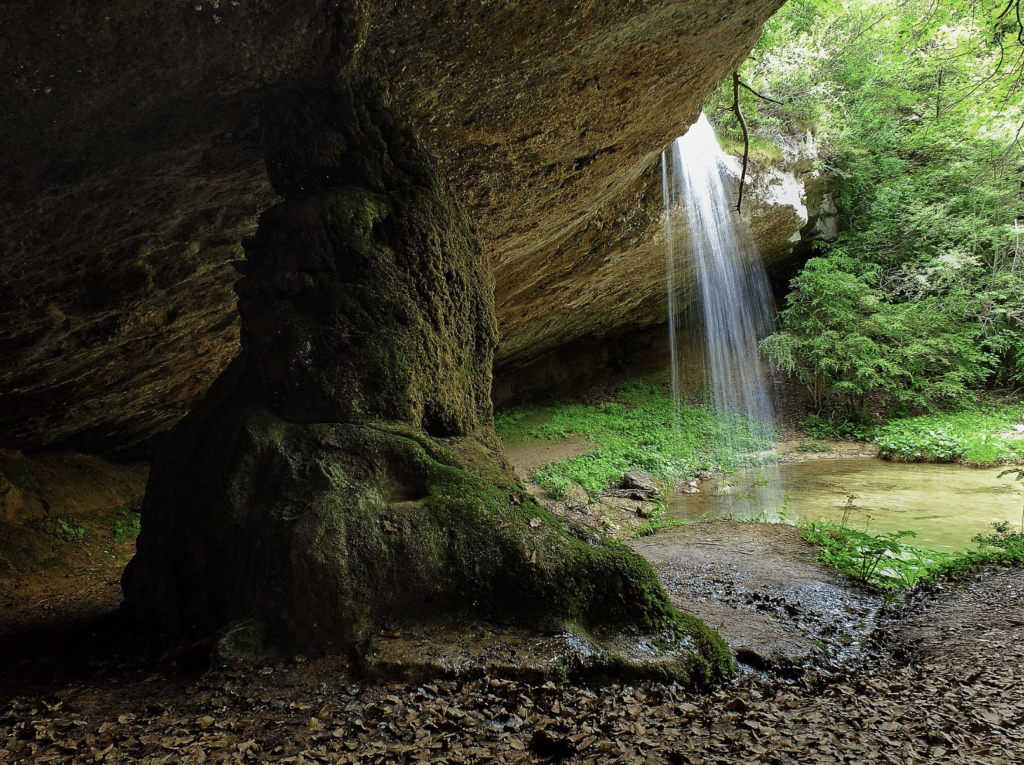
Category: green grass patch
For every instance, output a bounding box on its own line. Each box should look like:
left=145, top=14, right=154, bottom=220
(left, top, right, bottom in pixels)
left=873, top=404, right=1024, bottom=463
left=497, top=380, right=776, bottom=496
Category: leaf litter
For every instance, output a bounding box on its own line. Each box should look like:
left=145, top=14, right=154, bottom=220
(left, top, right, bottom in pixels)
left=2, top=543, right=1023, bottom=764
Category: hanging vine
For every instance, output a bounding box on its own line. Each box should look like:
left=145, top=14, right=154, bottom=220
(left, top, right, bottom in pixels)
left=731, top=72, right=750, bottom=213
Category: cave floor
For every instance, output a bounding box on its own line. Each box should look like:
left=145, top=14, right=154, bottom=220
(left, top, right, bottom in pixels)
left=2, top=517, right=1024, bottom=764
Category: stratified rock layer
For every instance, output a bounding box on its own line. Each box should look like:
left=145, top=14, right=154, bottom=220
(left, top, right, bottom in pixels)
left=0, top=0, right=788, bottom=453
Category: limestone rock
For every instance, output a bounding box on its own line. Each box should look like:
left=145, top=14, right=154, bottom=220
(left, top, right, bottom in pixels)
left=121, top=79, right=727, bottom=679
left=0, top=0, right=791, bottom=452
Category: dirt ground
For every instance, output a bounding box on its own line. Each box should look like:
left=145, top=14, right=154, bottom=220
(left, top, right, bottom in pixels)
left=3, top=450, right=1024, bottom=763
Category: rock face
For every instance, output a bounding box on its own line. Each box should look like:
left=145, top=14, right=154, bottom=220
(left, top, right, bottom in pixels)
left=120, top=76, right=731, bottom=679
left=0, top=0, right=792, bottom=453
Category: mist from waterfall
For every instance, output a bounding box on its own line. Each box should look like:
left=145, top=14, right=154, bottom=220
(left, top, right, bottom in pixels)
left=662, top=113, right=783, bottom=519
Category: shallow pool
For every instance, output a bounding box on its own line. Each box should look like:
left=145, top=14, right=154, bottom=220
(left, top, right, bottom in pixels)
left=670, top=459, right=1023, bottom=552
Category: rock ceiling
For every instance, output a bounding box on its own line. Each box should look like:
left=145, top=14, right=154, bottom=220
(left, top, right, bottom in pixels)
left=0, top=0, right=790, bottom=453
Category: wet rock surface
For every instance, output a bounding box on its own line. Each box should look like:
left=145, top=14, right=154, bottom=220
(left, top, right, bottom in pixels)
left=631, top=522, right=887, bottom=676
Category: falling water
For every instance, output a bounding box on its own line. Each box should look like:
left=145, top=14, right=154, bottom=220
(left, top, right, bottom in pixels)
left=662, top=113, right=783, bottom=519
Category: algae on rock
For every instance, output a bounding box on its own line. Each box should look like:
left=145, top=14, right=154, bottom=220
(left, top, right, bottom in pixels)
left=122, top=75, right=729, bottom=683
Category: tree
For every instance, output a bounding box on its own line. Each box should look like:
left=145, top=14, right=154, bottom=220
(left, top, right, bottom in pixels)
left=724, top=0, right=1024, bottom=410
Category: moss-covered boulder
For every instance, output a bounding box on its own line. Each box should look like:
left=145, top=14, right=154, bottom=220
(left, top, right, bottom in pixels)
left=122, top=75, right=730, bottom=683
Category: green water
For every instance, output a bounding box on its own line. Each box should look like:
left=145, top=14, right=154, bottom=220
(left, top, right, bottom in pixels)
left=670, top=459, right=1023, bottom=552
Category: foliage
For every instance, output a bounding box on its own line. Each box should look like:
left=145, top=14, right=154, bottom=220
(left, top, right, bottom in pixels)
left=536, top=473, right=573, bottom=500
left=111, top=500, right=143, bottom=542
left=498, top=381, right=776, bottom=496
left=997, top=468, right=1024, bottom=532
left=973, top=520, right=1024, bottom=554
left=632, top=516, right=689, bottom=539
left=46, top=517, right=86, bottom=543
left=727, top=0, right=1024, bottom=409
left=800, top=520, right=952, bottom=589
left=926, top=521, right=1024, bottom=581
left=761, top=257, right=998, bottom=414
left=872, top=405, right=1024, bottom=462
left=798, top=413, right=875, bottom=441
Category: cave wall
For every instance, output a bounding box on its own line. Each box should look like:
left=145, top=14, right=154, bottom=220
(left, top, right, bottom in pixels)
left=0, top=0, right=793, bottom=453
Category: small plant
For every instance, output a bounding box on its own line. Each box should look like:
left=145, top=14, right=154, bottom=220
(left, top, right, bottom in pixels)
left=536, top=472, right=574, bottom=500
left=111, top=500, right=143, bottom=542
left=632, top=501, right=690, bottom=537
left=46, top=517, right=86, bottom=543
left=972, top=520, right=1024, bottom=555
left=800, top=520, right=950, bottom=589
left=632, top=517, right=688, bottom=538
left=617, top=378, right=661, bottom=398
left=997, top=468, right=1024, bottom=534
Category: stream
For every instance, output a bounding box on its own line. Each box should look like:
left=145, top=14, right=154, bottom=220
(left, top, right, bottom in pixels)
left=671, top=458, right=1023, bottom=552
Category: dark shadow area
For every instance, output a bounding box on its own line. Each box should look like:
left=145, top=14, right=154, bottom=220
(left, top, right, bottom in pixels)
left=0, top=606, right=212, bottom=698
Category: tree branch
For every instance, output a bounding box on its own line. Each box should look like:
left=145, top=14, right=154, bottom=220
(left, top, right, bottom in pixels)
left=732, top=72, right=750, bottom=214
left=737, top=79, right=786, bottom=106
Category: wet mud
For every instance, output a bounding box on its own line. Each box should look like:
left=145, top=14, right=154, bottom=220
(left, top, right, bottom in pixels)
left=630, top=521, right=888, bottom=676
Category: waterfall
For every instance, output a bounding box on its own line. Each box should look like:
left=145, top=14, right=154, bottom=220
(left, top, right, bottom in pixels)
left=663, top=113, right=783, bottom=519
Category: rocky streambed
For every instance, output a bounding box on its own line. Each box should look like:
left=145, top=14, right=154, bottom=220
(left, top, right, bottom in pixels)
left=631, top=521, right=889, bottom=677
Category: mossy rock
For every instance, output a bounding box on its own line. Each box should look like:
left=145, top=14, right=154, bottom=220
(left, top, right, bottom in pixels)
left=124, top=402, right=730, bottom=684
left=122, top=76, right=731, bottom=686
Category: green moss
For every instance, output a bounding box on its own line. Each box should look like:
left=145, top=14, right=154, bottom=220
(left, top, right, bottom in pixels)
left=323, top=187, right=391, bottom=252
left=215, top=619, right=270, bottom=664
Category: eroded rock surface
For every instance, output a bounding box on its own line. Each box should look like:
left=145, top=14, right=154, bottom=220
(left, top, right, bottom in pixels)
left=631, top=522, right=885, bottom=673
left=120, top=77, right=728, bottom=680
left=0, top=0, right=800, bottom=453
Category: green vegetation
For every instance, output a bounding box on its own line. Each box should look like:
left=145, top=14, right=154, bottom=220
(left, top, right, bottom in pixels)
left=800, top=475, right=1024, bottom=589
left=708, top=0, right=1024, bottom=418
left=998, top=468, right=1024, bottom=533
left=111, top=499, right=143, bottom=542
left=916, top=521, right=1024, bottom=583
left=797, top=413, right=876, bottom=441
left=801, top=520, right=952, bottom=589
left=46, top=517, right=86, bottom=543
left=873, top=406, right=1024, bottom=462
left=496, top=381, right=775, bottom=496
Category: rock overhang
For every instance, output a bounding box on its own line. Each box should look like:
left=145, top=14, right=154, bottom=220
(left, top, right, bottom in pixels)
left=0, top=0, right=793, bottom=453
